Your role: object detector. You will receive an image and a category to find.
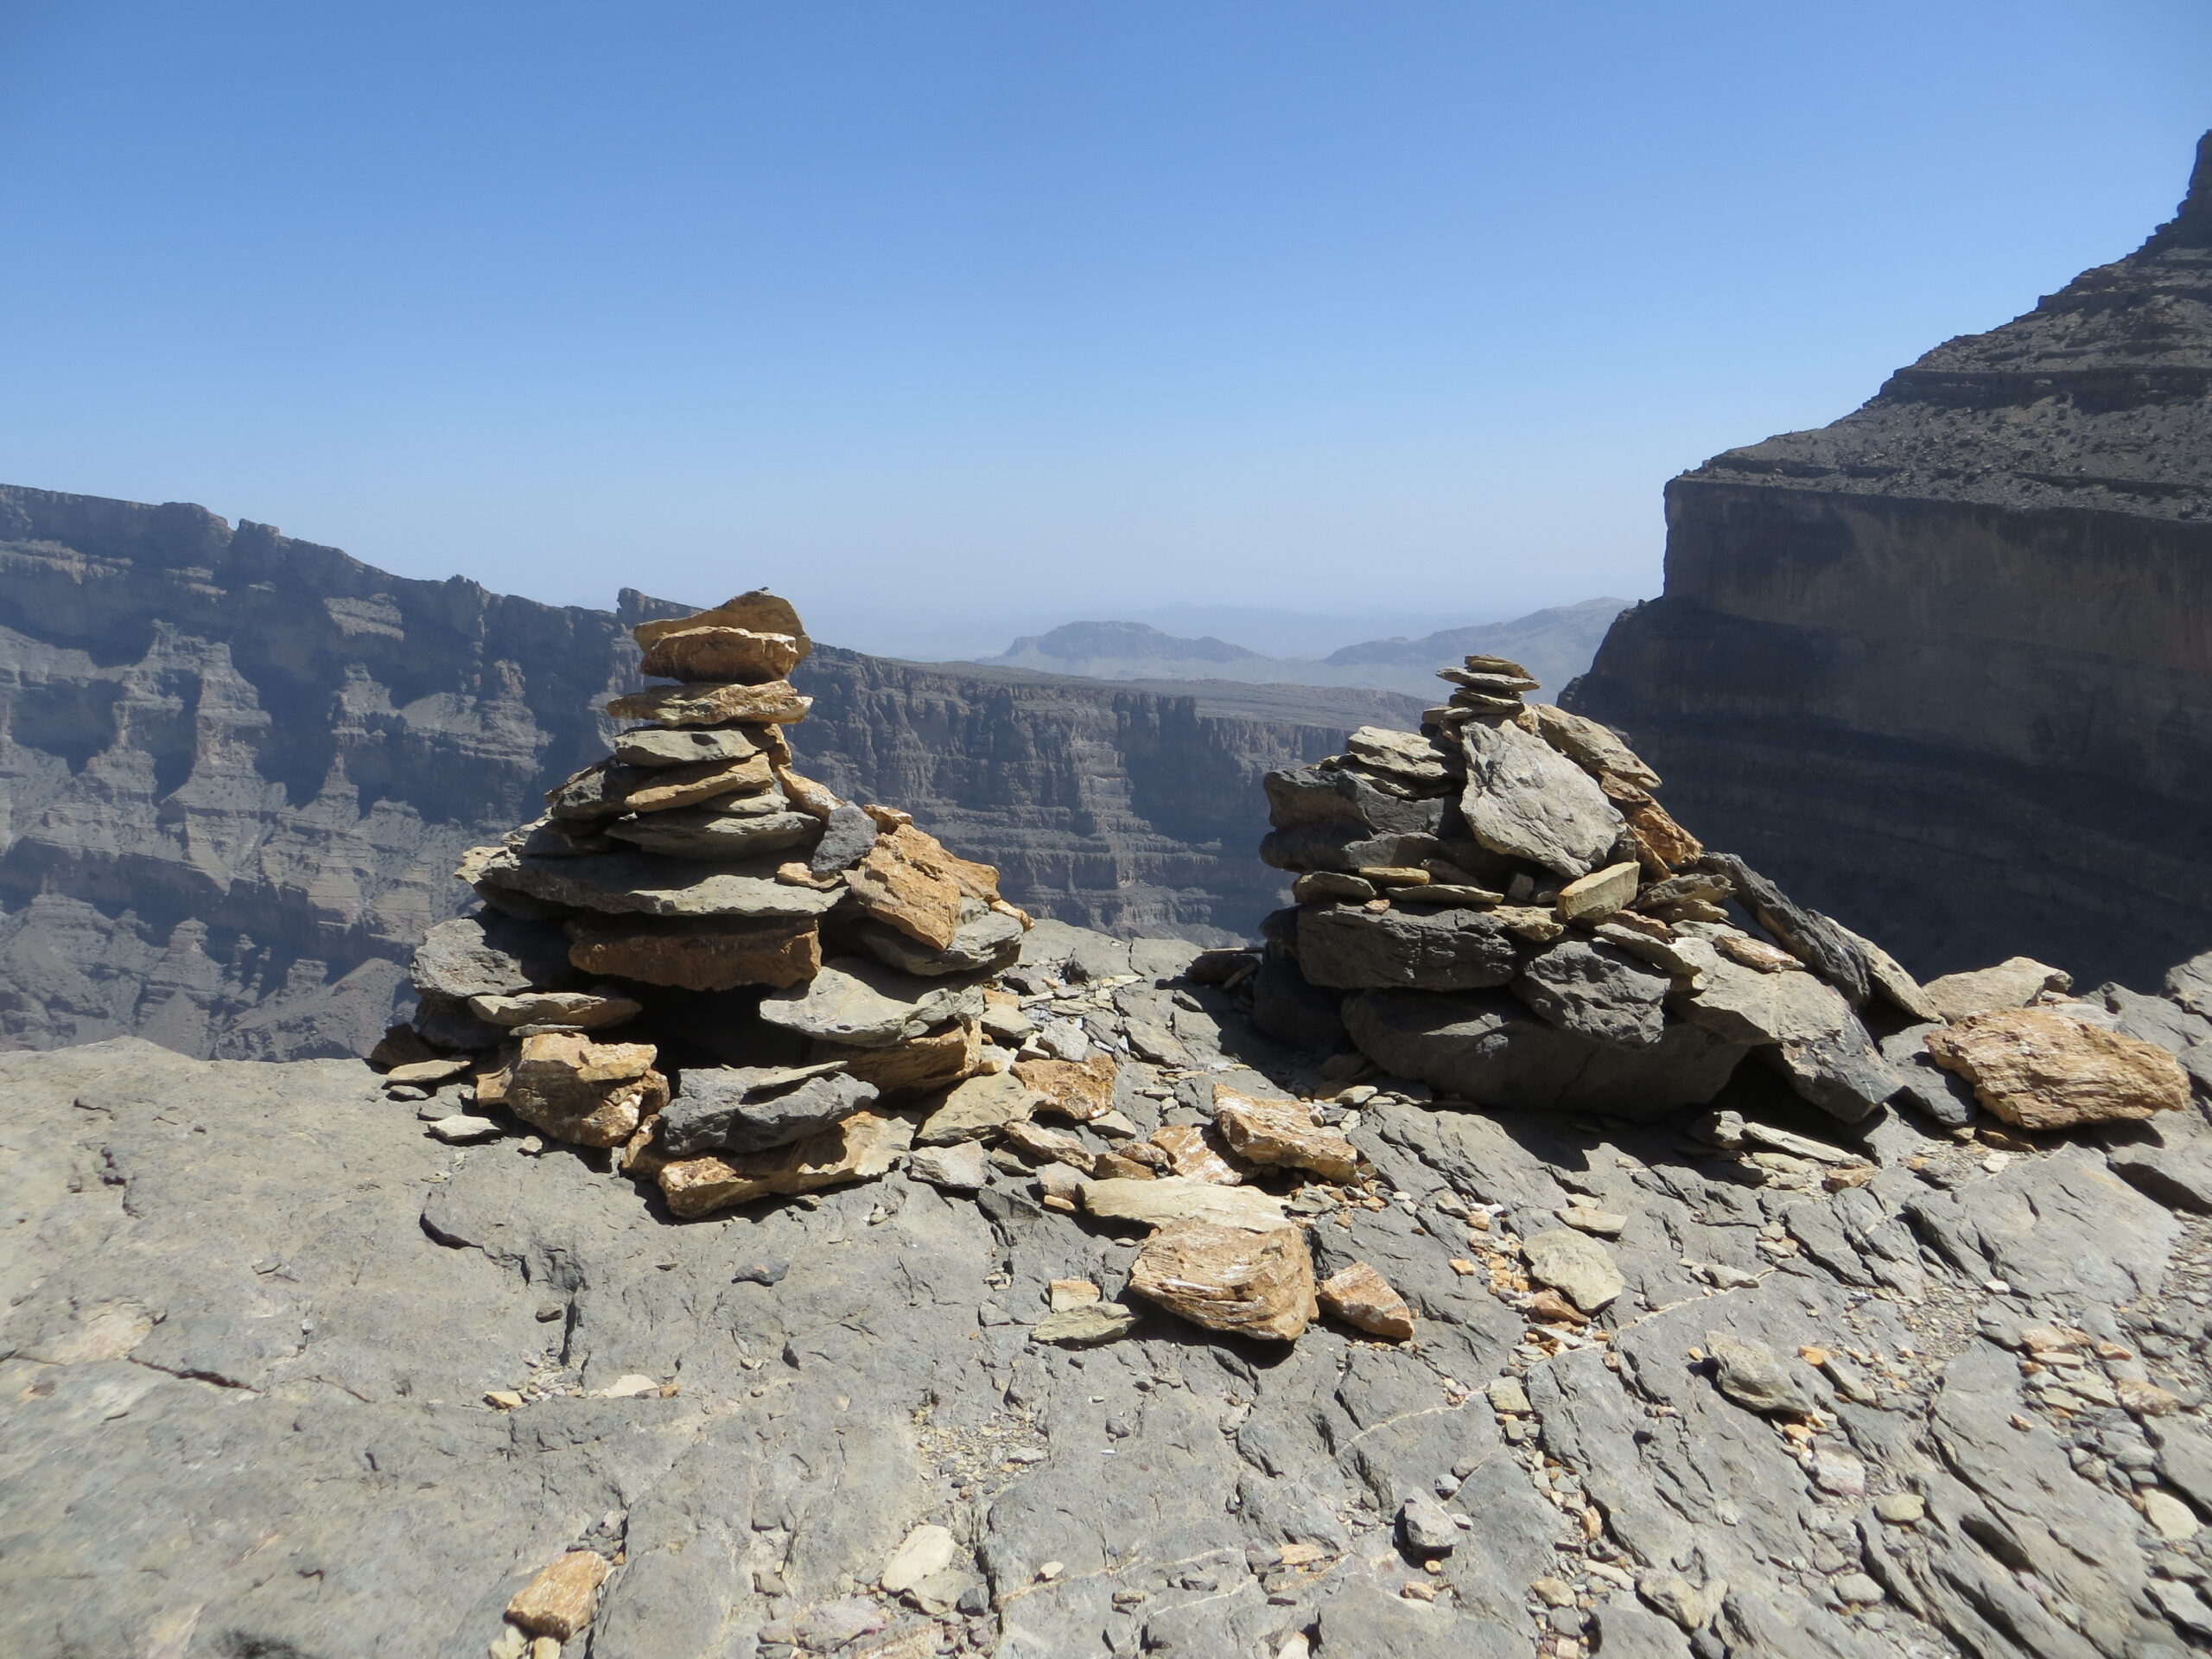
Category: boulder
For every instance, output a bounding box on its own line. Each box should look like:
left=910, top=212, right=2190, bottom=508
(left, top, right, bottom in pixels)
left=1126, top=1219, right=1317, bottom=1342
left=1294, top=903, right=1524, bottom=991
left=659, top=1065, right=880, bottom=1156
left=1923, top=957, right=2074, bottom=1022
left=657, top=1110, right=912, bottom=1218
left=1344, top=988, right=1751, bottom=1116
left=565, top=913, right=822, bottom=991
left=1511, top=938, right=1670, bottom=1047
left=1456, top=715, right=1623, bottom=879
left=1671, top=957, right=1901, bottom=1121
left=604, top=679, right=811, bottom=727
left=758, top=958, right=984, bottom=1048
left=1925, top=1007, right=2190, bottom=1129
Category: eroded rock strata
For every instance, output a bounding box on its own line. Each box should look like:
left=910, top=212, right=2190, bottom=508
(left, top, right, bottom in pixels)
left=1567, top=131, right=2212, bottom=991
left=0, top=484, right=1413, bottom=1059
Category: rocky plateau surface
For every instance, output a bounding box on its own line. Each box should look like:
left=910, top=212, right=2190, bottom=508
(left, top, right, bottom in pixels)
left=1569, top=130, right=2212, bottom=990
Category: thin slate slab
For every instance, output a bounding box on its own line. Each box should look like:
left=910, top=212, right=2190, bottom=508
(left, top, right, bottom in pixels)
left=474, top=849, right=840, bottom=919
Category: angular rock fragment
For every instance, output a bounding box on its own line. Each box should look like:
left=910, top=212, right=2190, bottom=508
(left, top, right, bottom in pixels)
left=759, top=957, right=983, bottom=1048
left=658, top=1110, right=912, bottom=1217
left=1925, top=1007, right=2190, bottom=1128
left=1525, top=702, right=1661, bottom=787
left=1704, top=1332, right=1820, bottom=1417
left=1398, top=1492, right=1459, bottom=1554
left=808, top=802, right=879, bottom=874
left=1033, top=1302, right=1141, bottom=1345
left=1317, top=1262, right=1415, bottom=1340
left=846, top=821, right=1005, bottom=951
left=1080, top=1175, right=1290, bottom=1233
left=906, top=1140, right=989, bottom=1192
left=1456, top=715, right=1624, bottom=879
left=411, top=912, right=578, bottom=1001
left=1211, top=1088, right=1359, bottom=1181
left=506, top=1550, right=611, bottom=1641
left=1014, top=1053, right=1119, bottom=1122
left=1670, top=957, right=1901, bottom=1120
left=916, top=1071, right=1039, bottom=1145
left=565, top=912, right=822, bottom=991
left=1150, top=1122, right=1245, bottom=1185
left=1522, top=1227, right=1624, bottom=1313
left=1554, top=861, right=1640, bottom=924
left=1923, top=956, right=2073, bottom=1022
left=879, top=1524, right=957, bottom=1595
left=478, top=849, right=841, bottom=919
left=505, top=1032, right=668, bottom=1147
left=465, top=989, right=641, bottom=1029
left=1127, top=1218, right=1316, bottom=1342
left=850, top=903, right=1024, bottom=976
left=659, top=1065, right=878, bottom=1155
left=815, top=1020, right=981, bottom=1099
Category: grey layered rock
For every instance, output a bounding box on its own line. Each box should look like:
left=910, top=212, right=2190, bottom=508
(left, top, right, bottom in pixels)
left=1259, top=820, right=1441, bottom=874
left=410, top=912, right=579, bottom=1001
left=1672, top=957, right=1901, bottom=1121
left=1294, top=903, right=1524, bottom=991
left=1456, top=715, right=1623, bottom=879
left=612, top=726, right=760, bottom=767
left=2167, top=949, right=2212, bottom=1020
left=1878, top=1022, right=1979, bottom=1128
left=1344, top=988, right=1751, bottom=1116
left=1397, top=1491, right=1459, bottom=1554
left=474, top=849, right=841, bottom=919
left=659, top=1065, right=880, bottom=1155
left=1706, top=1332, right=1821, bottom=1416
left=1687, top=854, right=1874, bottom=1006
left=1262, top=766, right=1449, bottom=837
left=809, top=803, right=879, bottom=874
left=849, top=904, right=1025, bottom=977
left=1511, top=938, right=1670, bottom=1048
left=604, top=806, right=820, bottom=861
left=757, top=958, right=982, bottom=1047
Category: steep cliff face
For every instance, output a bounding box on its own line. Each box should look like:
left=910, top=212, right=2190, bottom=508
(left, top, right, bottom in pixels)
left=0, top=486, right=1420, bottom=1058
left=1570, top=133, right=2212, bottom=989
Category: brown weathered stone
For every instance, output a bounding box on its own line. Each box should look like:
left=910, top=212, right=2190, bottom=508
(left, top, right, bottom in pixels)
left=915, top=1071, right=1038, bottom=1144
left=845, top=823, right=1004, bottom=950
left=620, top=753, right=775, bottom=813
left=633, top=590, right=810, bottom=655
left=1014, top=1054, right=1119, bottom=1122
left=1150, top=1122, right=1244, bottom=1185
left=604, top=679, right=811, bottom=728
left=639, top=626, right=804, bottom=684
left=465, top=990, right=642, bottom=1029
left=1080, top=1175, right=1290, bottom=1232
left=1001, top=1120, right=1097, bottom=1173
left=506, top=1032, right=668, bottom=1147
left=657, top=1110, right=912, bottom=1218
left=1526, top=702, right=1662, bottom=788
left=773, top=765, right=844, bottom=818
left=1211, top=1088, right=1359, bottom=1182
left=1714, top=933, right=1802, bottom=974
left=1923, top=957, right=2074, bottom=1022
left=506, top=1550, right=611, bottom=1641
left=1127, top=1219, right=1317, bottom=1342
left=1924, top=1007, right=2189, bottom=1129
left=1317, top=1262, right=1416, bottom=1341
left=566, top=913, right=820, bottom=991
left=1555, top=861, right=1640, bottom=925
left=814, top=1020, right=981, bottom=1100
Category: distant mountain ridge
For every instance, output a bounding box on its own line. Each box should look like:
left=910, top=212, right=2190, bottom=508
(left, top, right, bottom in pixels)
left=982, top=596, right=1630, bottom=700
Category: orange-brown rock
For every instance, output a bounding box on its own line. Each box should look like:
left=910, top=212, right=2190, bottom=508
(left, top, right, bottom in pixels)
left=633, top=589, right=810, bottom=655
left=1599, top=774, right=1703, bottom=874
left=658, top=1110, right=912, bottom=1218
left=845, top=821, right=1004, bottom=950
left=1127, top=1219, right=1317, bottom=1342
left=1151, top=1122, right=1244, bottom=1185
left=814, top=1020, right=981, bottom=1100
left=619, top=753, right=775, bottom=813
left=1211, top=1088, right=1359, bottom=1182
left=1014, top=1054, right=1119, bottom=1122
left=1924, top=1008, right=2190, bottom=1129
left=1317, top=1262, right=1416, bottom=1341
left=639, top=626, right=804, bottom=685
left=506, top=1032, right=669, bottom=1147
left=506, top=1550, right=612, bottom=1641
left=566, top=913, right=821, bottom=991
left=605, top=679, right=811, bottom=728
left=1001, top=1120, right=1097, bottom=1174
left=772, top=764, right=844, bottom=818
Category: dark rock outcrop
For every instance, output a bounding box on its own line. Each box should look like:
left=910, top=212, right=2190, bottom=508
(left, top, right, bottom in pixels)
left=1568, top=132, right=2212, bottom=989
left=0, top=483, right=1420, bottom=1058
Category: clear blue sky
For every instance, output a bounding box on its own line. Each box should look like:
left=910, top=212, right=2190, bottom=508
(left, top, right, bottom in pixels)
left=2, top=2, right=2207, bottom=656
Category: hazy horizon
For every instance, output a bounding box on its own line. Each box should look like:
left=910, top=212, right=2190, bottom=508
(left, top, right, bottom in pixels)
left=3, top=3, right=2206, bottom=653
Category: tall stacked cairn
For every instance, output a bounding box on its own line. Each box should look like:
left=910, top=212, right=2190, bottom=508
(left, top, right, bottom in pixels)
left=1253, top=649, right=2188, bottom=1128
left=387, top=590, right=1039, bottom=1217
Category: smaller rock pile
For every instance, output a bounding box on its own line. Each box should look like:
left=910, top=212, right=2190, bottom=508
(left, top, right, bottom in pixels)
left=377, top=594, right=1423, bottom=1351
left=1253, top=651, right=2194, bottom=1134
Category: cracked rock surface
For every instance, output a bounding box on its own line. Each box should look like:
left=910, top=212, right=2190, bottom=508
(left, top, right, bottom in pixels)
left=7, top=982, right=2212, bottom=1657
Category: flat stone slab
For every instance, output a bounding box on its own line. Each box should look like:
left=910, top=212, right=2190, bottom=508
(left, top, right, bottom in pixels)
left=474, top=849, right=840, bottom=918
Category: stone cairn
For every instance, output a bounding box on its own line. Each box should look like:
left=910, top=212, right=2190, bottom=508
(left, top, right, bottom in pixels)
left=375, top=592, right=1411, bottom=1352
left=1251, top=651, right=2196, bottom=1138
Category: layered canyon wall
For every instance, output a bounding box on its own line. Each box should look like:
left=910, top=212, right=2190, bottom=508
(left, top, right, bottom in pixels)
left=0, top=485, right=1414, bottom=1058
left=1570, top=132, right=2212, bottom=990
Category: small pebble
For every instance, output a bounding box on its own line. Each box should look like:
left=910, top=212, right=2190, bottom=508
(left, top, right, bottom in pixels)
left=1872, top=1493, right=1924, bottom=1525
